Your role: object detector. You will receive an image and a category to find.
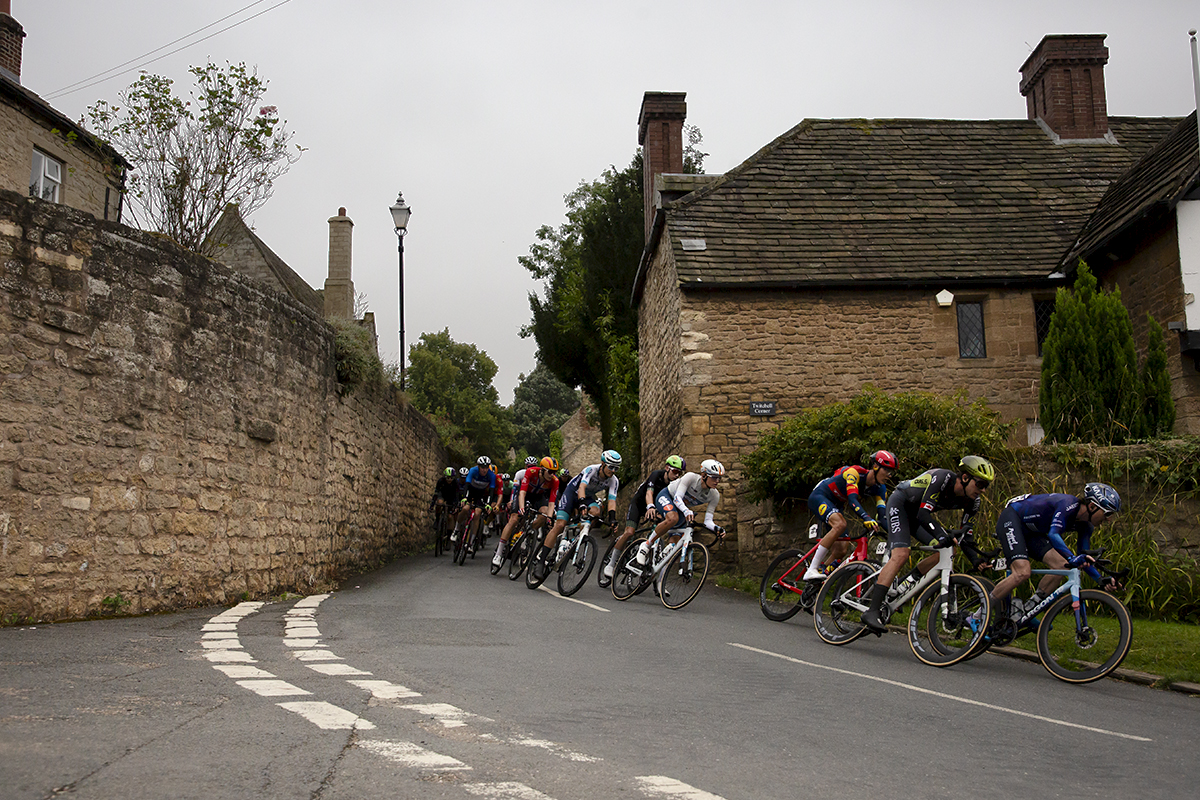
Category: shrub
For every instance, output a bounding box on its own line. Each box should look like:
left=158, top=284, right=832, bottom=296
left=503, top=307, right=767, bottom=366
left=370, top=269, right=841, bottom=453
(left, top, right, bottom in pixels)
left=742, top=388, right=1013, bottom=505
left=331, top=318, right=384, bottom=395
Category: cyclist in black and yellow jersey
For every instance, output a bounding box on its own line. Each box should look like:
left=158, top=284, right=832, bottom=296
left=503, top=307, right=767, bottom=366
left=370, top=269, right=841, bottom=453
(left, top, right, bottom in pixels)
left=861, top=455, right=994, bottom=633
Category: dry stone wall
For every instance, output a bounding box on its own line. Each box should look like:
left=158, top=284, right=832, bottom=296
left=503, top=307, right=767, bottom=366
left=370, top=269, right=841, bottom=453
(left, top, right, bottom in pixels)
left=0, top=191, right=444, bottom=621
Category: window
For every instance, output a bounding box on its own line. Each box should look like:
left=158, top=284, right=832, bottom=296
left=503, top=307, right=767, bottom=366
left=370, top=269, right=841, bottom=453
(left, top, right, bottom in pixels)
left=30, top=150, right=62, bottom=203
left=1034, top=298, right=1056, bottom=356
left=957, top=301, right=986, bottom=358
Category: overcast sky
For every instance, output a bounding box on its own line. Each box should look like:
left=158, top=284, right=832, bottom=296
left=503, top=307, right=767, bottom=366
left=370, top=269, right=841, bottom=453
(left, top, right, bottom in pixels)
left=18, top=1, right=1200, bottom=403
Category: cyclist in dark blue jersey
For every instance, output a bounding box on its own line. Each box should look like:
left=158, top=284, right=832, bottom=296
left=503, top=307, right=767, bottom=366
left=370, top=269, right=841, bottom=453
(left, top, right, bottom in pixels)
left=989, top=483, right=1122, bottom=618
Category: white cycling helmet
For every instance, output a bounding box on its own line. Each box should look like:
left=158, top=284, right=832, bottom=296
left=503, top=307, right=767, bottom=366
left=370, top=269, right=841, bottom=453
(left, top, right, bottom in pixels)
left=477, top=456, right=491, bottom=467
left=524, top=455, right=538, bottom=467
left=600, top=449, right=622, bottom=468
left=700, top=458, right=726, bottom=477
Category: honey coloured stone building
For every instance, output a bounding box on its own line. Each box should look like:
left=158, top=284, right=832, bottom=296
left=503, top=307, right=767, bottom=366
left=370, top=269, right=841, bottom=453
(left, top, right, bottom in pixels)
left=633, top=34, right=1199, bottom=566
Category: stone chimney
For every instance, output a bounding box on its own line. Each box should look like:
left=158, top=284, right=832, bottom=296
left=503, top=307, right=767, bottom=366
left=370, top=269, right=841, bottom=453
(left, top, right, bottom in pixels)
left=1019, top=34, right=1111, bottom=142
left=324, top=207, right=355, bottom=319
left=0, top=1, right=25, bottom=84
left=638, top=92, right=687, bottom=242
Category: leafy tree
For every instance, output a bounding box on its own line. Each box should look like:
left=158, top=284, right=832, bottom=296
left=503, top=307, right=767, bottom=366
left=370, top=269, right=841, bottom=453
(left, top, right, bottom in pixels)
left=406, top=329, right=514, bottom=464
left=510, top=363, right=580, bottom=459
left=87, top=62, right=301, bottom=252
left=521, top=128, right=706, bottom=477
left=1039, top=261, right=1172, bottom=443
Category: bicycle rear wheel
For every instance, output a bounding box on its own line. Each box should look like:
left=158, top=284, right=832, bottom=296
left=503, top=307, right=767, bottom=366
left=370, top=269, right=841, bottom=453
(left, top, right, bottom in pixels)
left=433, top=510, right=445, bottom=557
left=759, top=549, right=809, bottom=622
left=909, top=574, right=991, bottom=667
left=812, top=561, right=876, bottom=646
left=558, top=534, right=597, bottom=597
left=1037, top=589, right=1132, bottom=684
left=612, top=538, right=650, bottom=601
left=507, top=530, right=531, bottom=580
left=597, top=540, right=618, bottom=588
left=660, top=541, right=710, bottom=610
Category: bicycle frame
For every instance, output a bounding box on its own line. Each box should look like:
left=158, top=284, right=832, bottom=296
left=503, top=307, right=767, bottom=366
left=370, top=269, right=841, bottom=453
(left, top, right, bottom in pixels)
left=829, top=545, right=958, bottom=618
left=768, top=531, right=875, bottom=600
left=620, top=525, right=695, bottom=590
left=1004, top=564, right=1087, bottom=632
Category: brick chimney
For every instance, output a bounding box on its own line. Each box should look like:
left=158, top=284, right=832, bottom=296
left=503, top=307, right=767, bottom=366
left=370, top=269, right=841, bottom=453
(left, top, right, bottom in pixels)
left=1019, top=34, right=1111, bottom=142
left=0, top=1, right=25, bottom=84
left=324, top=207, right=355, bottom=319
left=638, top=92, right=687, bottom=242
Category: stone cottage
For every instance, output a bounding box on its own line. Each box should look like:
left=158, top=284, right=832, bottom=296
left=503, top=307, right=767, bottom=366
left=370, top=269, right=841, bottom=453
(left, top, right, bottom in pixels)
left=633, top=34, right=1191, bottom=564
left=0, top=2, right=128, bottom=221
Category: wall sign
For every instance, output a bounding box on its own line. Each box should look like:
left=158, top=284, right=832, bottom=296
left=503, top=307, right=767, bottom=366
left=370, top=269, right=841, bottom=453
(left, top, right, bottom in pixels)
left=749, top=401, right=776, bottom=416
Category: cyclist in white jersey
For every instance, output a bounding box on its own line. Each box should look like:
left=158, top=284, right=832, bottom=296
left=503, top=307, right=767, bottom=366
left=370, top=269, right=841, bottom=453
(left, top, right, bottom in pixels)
left=531, top=450, right=621, bottom=579
left=635, top=458, right=727, bottom=565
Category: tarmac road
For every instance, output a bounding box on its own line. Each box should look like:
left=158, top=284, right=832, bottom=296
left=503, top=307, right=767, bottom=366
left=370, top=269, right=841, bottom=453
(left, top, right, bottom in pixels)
left=2, top=545, right=1197, bottom=799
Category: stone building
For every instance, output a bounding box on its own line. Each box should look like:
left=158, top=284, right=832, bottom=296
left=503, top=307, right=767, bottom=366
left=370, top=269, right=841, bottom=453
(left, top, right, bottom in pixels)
left=0, top=3, right=128, bottom=222
left=633, top=34, right=1194, bottom=564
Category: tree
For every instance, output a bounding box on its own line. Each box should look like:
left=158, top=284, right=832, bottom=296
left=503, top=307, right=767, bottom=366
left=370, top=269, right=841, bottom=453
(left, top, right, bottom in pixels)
left=509, top=363, right=580, bottom=459
left=406, top=329, right=514, bottom=464
left=87, top=62, right=301, bottom=253
left=521, top=129, right=706, bottom=477
left=1039, top=261, right=1173, bottom=443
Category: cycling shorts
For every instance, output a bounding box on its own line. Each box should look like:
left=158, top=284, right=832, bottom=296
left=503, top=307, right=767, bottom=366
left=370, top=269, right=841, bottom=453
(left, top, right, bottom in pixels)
left=807, top=488, right=843, bottom=526
left=522, top=490, right=550, bottom=513
left=884, top=494, right=938, bottom=550
left=995, top=506, right=1054, bottom=563
left=464, top=487, right=492, bottom=507
left=555, top=490, right=600, bottom=521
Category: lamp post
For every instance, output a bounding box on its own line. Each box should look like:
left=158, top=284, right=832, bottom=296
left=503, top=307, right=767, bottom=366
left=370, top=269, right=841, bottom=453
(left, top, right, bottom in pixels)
left=390, top=192, right=412, bottom=390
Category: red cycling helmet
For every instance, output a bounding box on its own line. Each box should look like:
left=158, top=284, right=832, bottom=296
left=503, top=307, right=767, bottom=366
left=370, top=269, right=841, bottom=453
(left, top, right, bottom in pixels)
left=869, top=450, right=898, bottom=471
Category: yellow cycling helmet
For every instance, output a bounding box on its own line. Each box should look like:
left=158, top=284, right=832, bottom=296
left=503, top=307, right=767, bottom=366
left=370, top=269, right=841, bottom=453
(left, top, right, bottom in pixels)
left=958, top=455, right=995, bottom=483
left=540, top=456, right=560, bottom=472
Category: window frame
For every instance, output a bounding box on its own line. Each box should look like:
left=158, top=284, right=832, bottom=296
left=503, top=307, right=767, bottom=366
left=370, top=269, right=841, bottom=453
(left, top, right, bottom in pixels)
left=1033, top=296, right=1056, bottom=357
left=30, top=149, right=63, bottom=203
left=956, top=300, right=987, bottom=359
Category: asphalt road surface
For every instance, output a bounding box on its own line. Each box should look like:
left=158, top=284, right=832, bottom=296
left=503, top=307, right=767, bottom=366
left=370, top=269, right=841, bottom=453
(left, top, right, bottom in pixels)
left=3, top=545, right=1198, bottom=799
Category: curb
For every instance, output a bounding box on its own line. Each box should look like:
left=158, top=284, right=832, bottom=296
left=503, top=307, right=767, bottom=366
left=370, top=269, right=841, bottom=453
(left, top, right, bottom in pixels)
left=987, top=644, right=1199, bottom=695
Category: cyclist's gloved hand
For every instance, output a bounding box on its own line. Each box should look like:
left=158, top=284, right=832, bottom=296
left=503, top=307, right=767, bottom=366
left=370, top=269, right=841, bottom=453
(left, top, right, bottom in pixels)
left=935, top=531, right=957, bottom=548
left=863, top=519, right=880, bottom=533
left=607, top=510, right=616, bottom=527
left=1066, top=553, right=1095, bottom=569
left=708, top=523, right=726, bottom=538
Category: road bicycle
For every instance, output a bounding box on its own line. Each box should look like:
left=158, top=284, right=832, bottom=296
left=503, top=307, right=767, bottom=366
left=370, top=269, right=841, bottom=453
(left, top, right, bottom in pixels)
left=453, top=501, right=489, bottom=566
left=597, top=520, right=655, bottom=590
left=960, top=544, right=1133, bottom=684
left=610, top=523, right=722, bottom=610
left=431, top=501, right=453, bottom=557
left=759, top=519, right=881, bottom=622
left=525, top=513, right=601, bottom=596
left=812, top=539, right=992, bottom=667
left=493, top=507, right=547, bottom=579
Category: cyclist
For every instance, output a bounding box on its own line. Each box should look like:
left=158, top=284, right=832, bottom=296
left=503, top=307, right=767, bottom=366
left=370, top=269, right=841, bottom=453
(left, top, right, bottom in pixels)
left=861, top=455, right=995, bottom=633
left=803, top=450, right=897, bottom=581
left=987, top=483, right=1122, bottom=621
left=604, top=455, right=687, bottom=580
left=532, top=450, right=621, bottom=579
left=492, top=457, right=561, bottom=567
left=635, top=458, right=728, bottom=566
left=429, top=467, right=462, bottom=513
left=453, top=456, right=497, bottom=552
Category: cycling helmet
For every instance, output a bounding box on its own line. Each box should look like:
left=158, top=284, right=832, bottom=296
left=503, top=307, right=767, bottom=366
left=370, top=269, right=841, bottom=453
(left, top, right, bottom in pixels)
left=700, top=458, right=726, bottom=477
left=869, top=450, right=898, bottom=471
left=600, top=449, right=622, bottom=468
left=959, top=455, right=995, bottom=482
left=558, top=468, right=570, bottom=479
left=477, top=456, right=491, bottom=467
left=524, top=455, right=538, bottom=467
left=665, top=455, right=686, bottom=471
left=458, top=467, right=469, bottom=477
left=502, top=473, right=510, bottom=481
left=540, top=456, right=560, bottom=471
left=1083, top=482, right=1122, bottom=515
left=443, top=467, right=454, bottom=477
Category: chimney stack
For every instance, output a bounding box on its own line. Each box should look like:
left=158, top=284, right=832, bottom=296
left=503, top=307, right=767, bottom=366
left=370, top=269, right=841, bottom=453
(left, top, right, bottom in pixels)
left=0, top=1, right=25, bottom=84
left=324, top=207, right=355, bottom=319
left=638, top=92, right=687, bottom=242
left=1019, top=34, right=1111, bottom=142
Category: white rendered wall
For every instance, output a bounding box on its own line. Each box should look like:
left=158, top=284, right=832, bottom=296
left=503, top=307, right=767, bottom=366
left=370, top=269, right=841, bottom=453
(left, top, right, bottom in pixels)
left=1178, top=200, right=1200, bottom=330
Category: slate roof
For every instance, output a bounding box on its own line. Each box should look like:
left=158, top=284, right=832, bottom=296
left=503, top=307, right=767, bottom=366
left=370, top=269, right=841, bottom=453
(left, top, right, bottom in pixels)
left=1062, top=111, right=1200, bottom=267
left=204, top=205, right=324, bottom=315
left=0, top=75, right=131, bottom=169
left=635, top=116, right=1181, bottom=301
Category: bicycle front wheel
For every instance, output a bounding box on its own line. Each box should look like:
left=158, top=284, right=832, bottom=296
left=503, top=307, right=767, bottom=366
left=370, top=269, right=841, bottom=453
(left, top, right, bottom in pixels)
left=760, top=549, right=808, bottom=622
left=1037, top=589, right=1133, bottom=684
left=558, top=534, right=597, bottom=597
left=909, top=574, right=991, bottom=667
left=612, top=538, right=649, bottom=601
left=507, top=531, right=531, bottom=580
left=812, top=561, right=876, bottom=646
left=597, top=540, right=617, bottom=588
left=660, top=541, right=710, bottom=610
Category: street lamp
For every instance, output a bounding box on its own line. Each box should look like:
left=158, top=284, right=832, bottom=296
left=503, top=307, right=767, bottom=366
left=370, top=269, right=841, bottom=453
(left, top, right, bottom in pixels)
left=390, top=192, right=412, bottom=390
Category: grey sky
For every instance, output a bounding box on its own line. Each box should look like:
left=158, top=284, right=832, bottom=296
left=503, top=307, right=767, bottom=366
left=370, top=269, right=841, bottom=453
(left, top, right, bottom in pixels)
left=19, top=1, right=1200, bottom=403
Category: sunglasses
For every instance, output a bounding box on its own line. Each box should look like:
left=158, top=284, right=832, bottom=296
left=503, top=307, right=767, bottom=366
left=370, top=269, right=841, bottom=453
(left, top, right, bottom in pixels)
left=972, top=478, right=990, bottom=490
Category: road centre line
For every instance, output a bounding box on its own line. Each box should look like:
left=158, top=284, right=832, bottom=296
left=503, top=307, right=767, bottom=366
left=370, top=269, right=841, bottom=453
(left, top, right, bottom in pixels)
left=636, top=775, right=728, bottom=800
left=357, top=738, right=470, bottom=769
left=536, top=585, right=611, bottom=612
left=729, top=643, right=1152, bottom=742
left=277, top=701, right=375, bottom=730
left=463, top=781, right=555, bottom=799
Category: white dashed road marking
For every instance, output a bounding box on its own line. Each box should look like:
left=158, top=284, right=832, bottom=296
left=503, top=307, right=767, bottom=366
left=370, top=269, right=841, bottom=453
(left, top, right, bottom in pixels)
left=348, top=679, right=421, bottom=699
left=357, top=739, right=470, bottom=770
left=236, top=679, right=311, bottom=697
left=636, top=776, right=728, bottom=800
left=277, top=701, right=376, bottom=730
left=463, top=781, right=556, bottom=799
left=536, top=585, right=611, bottom=612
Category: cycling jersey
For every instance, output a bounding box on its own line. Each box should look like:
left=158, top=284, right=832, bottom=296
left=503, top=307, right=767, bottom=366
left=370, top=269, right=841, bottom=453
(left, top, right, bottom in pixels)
left=1000, top=493, right=1101, bottom=582
left=518, top=468, right=560, bottom=509
left=554, top=464, right=618, bottom=520
left=430, top=475, right=461, bottom=505
left=885, top=468, right=979, bottom=548
left=809, top=465, right=886, bottom=525
left=657, top=472, right=720, bottom=527
left=464, top=466, right=496, bottom=505
left=626, top=469, right=672, bottom=523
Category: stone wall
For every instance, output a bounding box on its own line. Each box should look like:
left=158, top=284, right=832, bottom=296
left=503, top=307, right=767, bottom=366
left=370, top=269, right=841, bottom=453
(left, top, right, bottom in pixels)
left=0, top=95, right=123, bottom=222
left=637, top=245, right=684, bottom=473
left=0, top=191, right=445, bottom=621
